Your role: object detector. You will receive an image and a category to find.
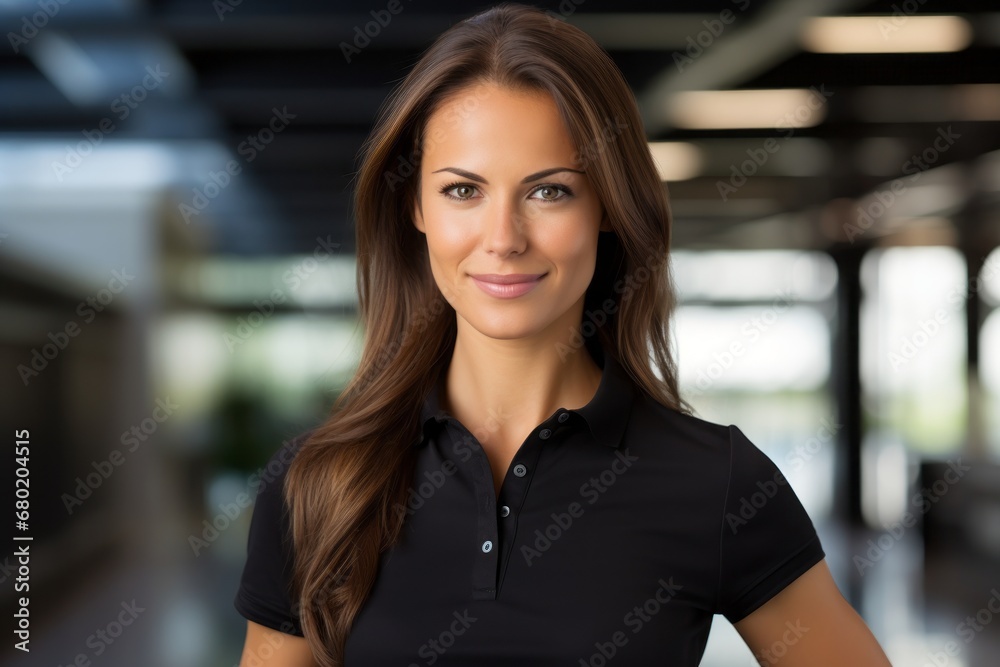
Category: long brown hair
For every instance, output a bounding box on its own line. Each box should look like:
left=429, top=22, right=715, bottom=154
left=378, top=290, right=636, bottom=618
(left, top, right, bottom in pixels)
left=283, top=3, right=692, bottom=664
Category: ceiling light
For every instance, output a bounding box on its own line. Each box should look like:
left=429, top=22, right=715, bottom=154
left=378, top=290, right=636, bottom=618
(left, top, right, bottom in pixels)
left=801, top=15, right=972, bottom=53
left=666, top=89, right=828, bottom=130
left=647, top=141, right=703, bottom=181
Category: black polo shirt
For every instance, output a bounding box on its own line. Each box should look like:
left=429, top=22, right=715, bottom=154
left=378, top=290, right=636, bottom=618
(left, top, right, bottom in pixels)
left=234, top=342, right=825, bottom=665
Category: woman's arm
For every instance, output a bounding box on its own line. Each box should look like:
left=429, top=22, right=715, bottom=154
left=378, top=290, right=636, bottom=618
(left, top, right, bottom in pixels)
left=238, top=620, right=319, bottom=667
left=733, top=559, right=893, bottom=666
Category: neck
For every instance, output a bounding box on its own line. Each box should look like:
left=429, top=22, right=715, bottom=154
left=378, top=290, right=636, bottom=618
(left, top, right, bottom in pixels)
left=442, top=320, right=603, bottom=446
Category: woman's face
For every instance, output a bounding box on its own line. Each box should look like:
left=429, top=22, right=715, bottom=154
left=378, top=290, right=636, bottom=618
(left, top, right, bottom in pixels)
left=412, top=82, right=610, bottom=343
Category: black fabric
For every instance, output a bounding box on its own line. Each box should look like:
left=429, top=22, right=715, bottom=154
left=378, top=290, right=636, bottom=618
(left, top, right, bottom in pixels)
left=232, top=432, right=308, bottom=637
left=234, top=342, right=825, bottom=664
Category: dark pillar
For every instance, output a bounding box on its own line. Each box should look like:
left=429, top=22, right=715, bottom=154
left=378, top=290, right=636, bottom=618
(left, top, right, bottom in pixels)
left=829, top=244, right=866, bottom=528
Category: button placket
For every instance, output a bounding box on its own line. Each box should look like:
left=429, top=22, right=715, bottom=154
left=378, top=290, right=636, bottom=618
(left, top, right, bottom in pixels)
left=495, top=416, right=563, bottom=598
left=498, top=414, right=563, bottom=521
left=457, top=409, right=574, bottom=601
left=446, top=424, right=500, bottom=601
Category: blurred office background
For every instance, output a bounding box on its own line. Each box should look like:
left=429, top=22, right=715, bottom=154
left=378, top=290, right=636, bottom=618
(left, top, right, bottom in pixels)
left=1, top=0, right=999, bottom=665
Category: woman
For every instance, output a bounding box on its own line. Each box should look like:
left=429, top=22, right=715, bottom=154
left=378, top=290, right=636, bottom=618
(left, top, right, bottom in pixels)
left=234, top=3, right=893, bottom=665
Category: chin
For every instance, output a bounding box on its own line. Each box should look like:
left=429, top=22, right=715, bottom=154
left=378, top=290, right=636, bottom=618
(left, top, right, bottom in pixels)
left=464, top=315, right=547, bottom=341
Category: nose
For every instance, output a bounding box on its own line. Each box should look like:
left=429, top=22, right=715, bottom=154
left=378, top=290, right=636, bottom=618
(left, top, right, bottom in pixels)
left=480, top=196, right=528, bottom=256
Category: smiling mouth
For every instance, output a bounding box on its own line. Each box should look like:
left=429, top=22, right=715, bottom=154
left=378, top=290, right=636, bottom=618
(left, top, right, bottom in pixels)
left=469, top=273, right=546, bottom=298
left=469, top=273, right=547, bottom=284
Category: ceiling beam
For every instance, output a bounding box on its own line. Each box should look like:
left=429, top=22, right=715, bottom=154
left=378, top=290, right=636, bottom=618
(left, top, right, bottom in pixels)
left=638, top=0, right=868, bottom=135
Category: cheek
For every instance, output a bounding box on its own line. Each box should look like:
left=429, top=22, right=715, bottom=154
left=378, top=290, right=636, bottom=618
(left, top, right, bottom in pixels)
left=540, top=215, right=600, bottom=265
left=423, top=207, right=476, bottom=265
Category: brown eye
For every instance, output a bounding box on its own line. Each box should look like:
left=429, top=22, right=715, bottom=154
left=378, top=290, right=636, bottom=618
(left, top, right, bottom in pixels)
left=530, top=184, right=573, bottom=202
left=439, top=182, right=478, bottom=200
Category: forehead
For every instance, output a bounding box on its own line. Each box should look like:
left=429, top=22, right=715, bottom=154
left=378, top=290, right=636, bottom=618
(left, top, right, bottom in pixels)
left=420, top=83, right=577, bottom=161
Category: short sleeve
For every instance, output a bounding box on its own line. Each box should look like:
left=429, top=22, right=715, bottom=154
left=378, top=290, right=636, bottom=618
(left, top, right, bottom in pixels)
left=716, top=425, right=826, bottom=623
left=233, top=431, right=312, bottom=637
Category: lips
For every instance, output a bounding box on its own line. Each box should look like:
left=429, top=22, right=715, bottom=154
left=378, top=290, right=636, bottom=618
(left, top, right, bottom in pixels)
left=469, top=273, right=546, bottom=284
left=469, top=273, right=546, bottom=298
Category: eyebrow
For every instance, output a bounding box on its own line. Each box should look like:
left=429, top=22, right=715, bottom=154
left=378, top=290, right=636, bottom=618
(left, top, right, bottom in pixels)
left=429, top=166, right=585, bottom=184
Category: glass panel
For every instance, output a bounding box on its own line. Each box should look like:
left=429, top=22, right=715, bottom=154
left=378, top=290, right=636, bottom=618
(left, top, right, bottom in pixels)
left=672, top=249, right=837, bottom=301
left=981, top=310, right=1000, bottom=458
left=860, top=246, right=967, bottom=455
left=980, top=247, right=1000, bottom=306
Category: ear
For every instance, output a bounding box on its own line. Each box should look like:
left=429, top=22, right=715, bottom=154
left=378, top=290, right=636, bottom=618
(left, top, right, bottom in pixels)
left=599, top=210, right=612, bottom=233
left=412, top=196, right=425, bottom=234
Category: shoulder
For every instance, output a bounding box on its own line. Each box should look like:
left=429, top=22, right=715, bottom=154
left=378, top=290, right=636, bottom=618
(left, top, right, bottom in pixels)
left=252, top=427, right=316, bottom=502
left=626, top=390, right=737, bottom=459
left=242, top=427, right=317, bottom=556
left=623, top=392, right=784, bottom=492
left=235, top=429, right=316, bottom=637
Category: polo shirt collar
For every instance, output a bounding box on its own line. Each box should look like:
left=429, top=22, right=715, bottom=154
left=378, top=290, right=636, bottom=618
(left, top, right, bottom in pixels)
left=416, top=342, right=634, bottom=450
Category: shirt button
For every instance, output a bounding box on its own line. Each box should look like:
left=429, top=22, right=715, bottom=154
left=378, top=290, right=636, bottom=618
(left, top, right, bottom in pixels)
left=513, top=463, right=527, bottom=477
left=558, top=412, right=569, bottom=423
left=539, top=428, right=552, bottom=439
left=482, top=540, right=493, bottom=553
left=500, top=505, right=510, bottom=517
